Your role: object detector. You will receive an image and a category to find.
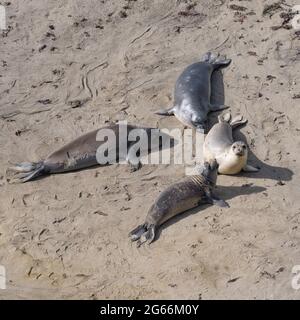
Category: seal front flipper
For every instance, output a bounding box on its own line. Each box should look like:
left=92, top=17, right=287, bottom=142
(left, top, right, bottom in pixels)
left=211, top=197, right=230, bottom=208
left=126, top=143, right=144, bottom=172
left=128, top=160, right=142, bottom=172
left=242, top=164, right=260, bottom=172
left=154, top=107, right=175, bottom=116
left=209, top=103, right=230, bottom=112
left=204, top=193, right=229, bottom=208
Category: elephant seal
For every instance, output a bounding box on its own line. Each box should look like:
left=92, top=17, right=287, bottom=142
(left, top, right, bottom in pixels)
left=203, top=113, right=259, bottom=175
left=7, top=124, right=171, bottom=183
left=155, top=52, right=231, bottom=132
left=129, top=160, right=229, bottom=246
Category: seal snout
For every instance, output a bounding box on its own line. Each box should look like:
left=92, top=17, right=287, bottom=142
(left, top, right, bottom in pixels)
left=232, top=142, right=247, bottom=157
left=195, top=123, right=206, bottom=134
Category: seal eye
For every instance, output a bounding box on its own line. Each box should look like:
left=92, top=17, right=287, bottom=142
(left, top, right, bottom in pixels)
left=242, top=145, right=246, bottom=149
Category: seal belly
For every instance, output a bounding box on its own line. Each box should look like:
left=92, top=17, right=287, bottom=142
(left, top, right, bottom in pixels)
left=217, top=154, right=247, bottom=175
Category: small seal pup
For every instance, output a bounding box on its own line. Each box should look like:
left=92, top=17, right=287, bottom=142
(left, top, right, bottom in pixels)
left=129, top=160, right=229, bottom=246
left=203, top=113, right=259, bottom=175
left=7, top=124, right=172, bottom=183
left=155, top=52, right=231, bottom=132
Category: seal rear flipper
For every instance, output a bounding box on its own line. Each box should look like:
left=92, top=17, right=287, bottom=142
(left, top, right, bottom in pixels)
left=212, top=58, right=232, bottom=70
left=211, top=54, right=232, bottom=70
left=201, top=51, right=213, bottom=62
left=154, top=107, right=175, bottom=116
left=136, top=225, right=156, bottom=247
left=230, top=115, right=248, bottom=129
left=129, top=224, right=147, bottom=241
left=201, top=52, right=231, bottom=70
left=218, top=113, right=248, bottom=129
left=7, top=161, right=45, bottom=183
left=130, top=224, right=156, bottom=247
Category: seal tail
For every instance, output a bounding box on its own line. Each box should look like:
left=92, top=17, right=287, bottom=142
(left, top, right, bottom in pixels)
left=7, top=161, right=46, bottom=183
left=202, top=52, right=231, bottom=70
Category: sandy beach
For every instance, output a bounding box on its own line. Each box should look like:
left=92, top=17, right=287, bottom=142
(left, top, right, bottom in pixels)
left=0, top=0, right=300, bottom=299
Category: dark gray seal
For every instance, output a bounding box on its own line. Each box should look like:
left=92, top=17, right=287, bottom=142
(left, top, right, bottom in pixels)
left=7, top=124, right=172, bottom=183
left=156, top=52, right=231, bottom=132
left=129, top=160, right=229, bottom=246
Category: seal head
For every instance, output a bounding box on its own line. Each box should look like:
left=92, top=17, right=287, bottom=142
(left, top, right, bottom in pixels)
left=231, top=141, right=247, bottom=157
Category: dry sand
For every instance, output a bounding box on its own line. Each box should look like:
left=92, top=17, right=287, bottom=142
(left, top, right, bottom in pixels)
left=0, top=0, right=300, bottom=299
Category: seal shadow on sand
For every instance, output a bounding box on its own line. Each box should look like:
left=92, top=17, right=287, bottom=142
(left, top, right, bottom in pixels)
left=154, top=184, right=267, bottom=242
left=207, top=69, right=226, bottom=130
left=233, top=130, right=293, bottom=182
left=209, top=70, right=293, bottom=182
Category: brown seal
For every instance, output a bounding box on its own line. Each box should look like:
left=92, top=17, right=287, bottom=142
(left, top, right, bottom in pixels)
left=7, top=124, right=172, bottom=182
left=129, top=160, right=229, bottom=246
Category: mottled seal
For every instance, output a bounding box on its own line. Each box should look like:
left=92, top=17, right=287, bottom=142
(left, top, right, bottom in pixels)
left=7, top=124, right=172, bottom=183
left=129, top=160, right=229, bottom=246
left=203, top=113, right=259, bottom=175
left=156, top=52, right=232, bottom=132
